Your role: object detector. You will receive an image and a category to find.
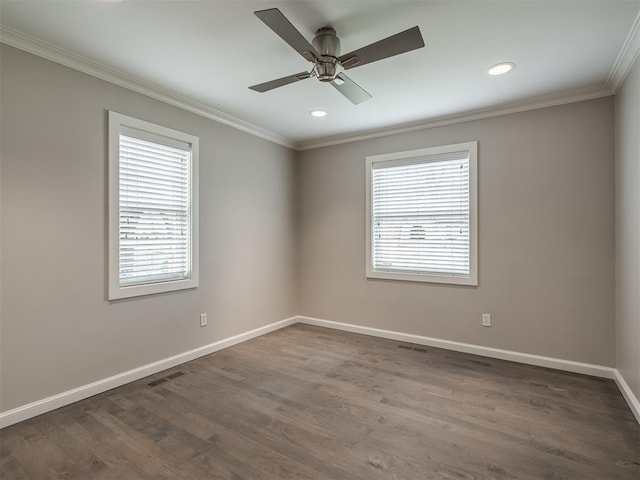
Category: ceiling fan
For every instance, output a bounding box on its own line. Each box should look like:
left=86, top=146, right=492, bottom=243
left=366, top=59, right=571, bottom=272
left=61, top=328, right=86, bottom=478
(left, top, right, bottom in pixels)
left=249, top=8, right=425, bottom=105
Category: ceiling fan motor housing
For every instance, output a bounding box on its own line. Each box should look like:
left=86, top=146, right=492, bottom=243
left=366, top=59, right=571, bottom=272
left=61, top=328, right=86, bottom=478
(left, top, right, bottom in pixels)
left=312, top=27, right=340, bottom=81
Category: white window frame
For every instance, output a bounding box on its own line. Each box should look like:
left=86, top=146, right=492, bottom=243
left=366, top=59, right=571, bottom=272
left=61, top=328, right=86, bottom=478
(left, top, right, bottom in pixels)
left=108, top=111, right=199, bottom=300
left=365, top=141, right=478, bottom=286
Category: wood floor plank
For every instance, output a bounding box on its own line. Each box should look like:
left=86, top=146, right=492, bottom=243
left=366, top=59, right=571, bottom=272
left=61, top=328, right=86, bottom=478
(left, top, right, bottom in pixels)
left=1, top=323, right=638, bottom=479
left=134, top=386, right=355, bottom=480
left=224, top=330, right=638, bottom=465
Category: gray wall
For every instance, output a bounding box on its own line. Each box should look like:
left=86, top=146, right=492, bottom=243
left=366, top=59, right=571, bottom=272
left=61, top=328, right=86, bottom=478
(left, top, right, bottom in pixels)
left=298, top=97, right=615, bottom=366
left=615, top=56, right=640, bottom=400
left=0, top=44, right=625, bottom=414
left=0, top=46, right=298, bottom=412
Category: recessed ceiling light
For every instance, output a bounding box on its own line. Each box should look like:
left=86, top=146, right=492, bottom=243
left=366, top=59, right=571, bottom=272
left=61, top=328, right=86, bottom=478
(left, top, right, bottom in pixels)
left=310, top=110, right=327, bottom=118
left=488, top=62, right=515, bottom=76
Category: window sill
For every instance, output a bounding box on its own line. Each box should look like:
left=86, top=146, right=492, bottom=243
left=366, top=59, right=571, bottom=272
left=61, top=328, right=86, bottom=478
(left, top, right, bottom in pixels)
left=366, top=269, right=477, bottom=286
left=108, top=277, right=198, bottom=301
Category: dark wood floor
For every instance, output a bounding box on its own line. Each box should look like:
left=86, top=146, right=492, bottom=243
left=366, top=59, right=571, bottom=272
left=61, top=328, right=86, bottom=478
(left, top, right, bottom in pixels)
left=1, top=324, right=638, bottom=479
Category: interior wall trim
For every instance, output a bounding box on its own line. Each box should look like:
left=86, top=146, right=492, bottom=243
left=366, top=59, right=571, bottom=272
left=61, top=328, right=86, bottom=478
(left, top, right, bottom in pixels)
left=297, top=316, right=640, bottom=422
left=606, top=9, right=640, bottom=92
left=296, top=316, right=615, bottom=378
left=295, top=86, right=614, bottom=150
left=0, top=316, right=298, bottom=429
left=613, top=369, right=640, bottom=424
left=2, top=315, right=637, bottom=428
left=0, top=26, right=296, bottom=150
left=0, top=26, right=618, bottom=153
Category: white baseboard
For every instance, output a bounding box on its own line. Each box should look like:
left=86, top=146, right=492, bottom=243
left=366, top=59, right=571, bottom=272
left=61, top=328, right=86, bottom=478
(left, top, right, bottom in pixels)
left=4, top=315, right=637, bottom=429
left=296, top=316, right=616, bottom=379
left=300, top=315, right=639, bottom=425
left=0, top=316, right=297, bottom=429
left=613, top=369, right=640, bottom=423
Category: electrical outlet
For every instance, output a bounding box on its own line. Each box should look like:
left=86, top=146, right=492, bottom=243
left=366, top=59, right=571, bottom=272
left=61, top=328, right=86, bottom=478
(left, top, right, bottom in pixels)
left=200, top=313, right=208, bottom=327
left=482, top=314, right=491, bottom=327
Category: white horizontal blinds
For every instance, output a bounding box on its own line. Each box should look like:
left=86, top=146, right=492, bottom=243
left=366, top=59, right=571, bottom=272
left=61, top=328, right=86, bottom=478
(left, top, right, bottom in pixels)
left=371, top=152, right=470, bottom=277
left=119, top=132, right=191, bottom=286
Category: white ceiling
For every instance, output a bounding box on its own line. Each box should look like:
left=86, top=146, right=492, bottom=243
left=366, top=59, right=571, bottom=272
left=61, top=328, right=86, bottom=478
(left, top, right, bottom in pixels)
left=1, top=1, right=639, bottom=149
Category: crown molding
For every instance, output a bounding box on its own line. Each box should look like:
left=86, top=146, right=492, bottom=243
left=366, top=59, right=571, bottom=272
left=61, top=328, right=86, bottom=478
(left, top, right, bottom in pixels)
left=296, top=85, right=614, bottom=151
left=1, top=22, right=628, bottom=153
left=606, top=9, right=640, bottom=93
left=0, top=26, right=296, bottom=150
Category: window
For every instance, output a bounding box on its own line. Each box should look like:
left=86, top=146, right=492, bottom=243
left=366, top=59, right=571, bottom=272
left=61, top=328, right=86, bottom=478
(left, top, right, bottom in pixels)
left=108, top=112, right=199, bottom=300
left=366, top=142, right=477, bottom=285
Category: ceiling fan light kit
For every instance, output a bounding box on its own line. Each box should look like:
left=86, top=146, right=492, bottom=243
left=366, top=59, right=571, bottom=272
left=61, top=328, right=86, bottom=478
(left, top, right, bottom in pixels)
left=311, top=27, right=341, bottom=81
left=249, top=8, right=425, bottom=105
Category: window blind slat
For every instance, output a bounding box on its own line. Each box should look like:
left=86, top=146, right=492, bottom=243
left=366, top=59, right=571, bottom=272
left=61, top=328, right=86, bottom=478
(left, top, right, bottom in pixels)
left=119, top=133, right=191, bottom=286
left=371, top=156, right=470, bottom=277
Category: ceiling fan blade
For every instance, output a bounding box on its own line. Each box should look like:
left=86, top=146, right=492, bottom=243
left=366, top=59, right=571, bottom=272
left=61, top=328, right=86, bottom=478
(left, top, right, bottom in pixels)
left=249, top=71, right=311, bottom=93
left=338, top=26, right=424, bottom=70
left=255, top=8, right=319, bottom=62
left=331, top=73, right=372, bottom=105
